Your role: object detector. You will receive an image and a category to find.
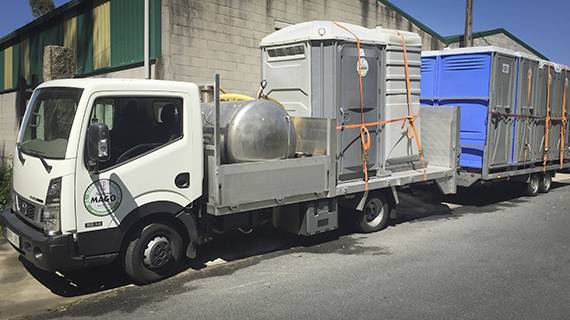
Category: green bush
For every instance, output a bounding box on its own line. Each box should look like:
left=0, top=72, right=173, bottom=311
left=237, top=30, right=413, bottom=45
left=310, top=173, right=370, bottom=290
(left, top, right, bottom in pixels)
left=0, top=162, right=12, bottom=210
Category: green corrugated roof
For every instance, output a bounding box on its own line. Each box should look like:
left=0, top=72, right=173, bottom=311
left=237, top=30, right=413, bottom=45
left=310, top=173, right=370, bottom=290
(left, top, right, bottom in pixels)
left=443, top=28, right=549, bottom=60
left=377, top=0, right=448, bottom=42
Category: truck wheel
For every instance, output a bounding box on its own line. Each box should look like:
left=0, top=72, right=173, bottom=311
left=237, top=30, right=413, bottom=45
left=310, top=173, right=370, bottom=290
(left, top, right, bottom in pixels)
left=356, top=194, right=390, bottom=233
left=538, top=173, right=552, bottom=193
left=123, top=222, right=184, bottom=285
left=525, top=174, right=540, bottom=196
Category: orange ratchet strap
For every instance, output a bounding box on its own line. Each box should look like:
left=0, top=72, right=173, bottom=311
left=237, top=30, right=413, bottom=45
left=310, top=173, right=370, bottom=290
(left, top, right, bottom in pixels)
left=333, top=22, right=426, bottom=191
left=333, top=22, right=370, bottom=191
left=398, top=33, right=425, bottom=178
left=523, top=67, right=533, bottom=165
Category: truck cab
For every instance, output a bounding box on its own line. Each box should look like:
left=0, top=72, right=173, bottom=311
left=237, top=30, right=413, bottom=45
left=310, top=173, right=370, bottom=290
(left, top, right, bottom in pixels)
left=1, top=79, right=204, bottom=283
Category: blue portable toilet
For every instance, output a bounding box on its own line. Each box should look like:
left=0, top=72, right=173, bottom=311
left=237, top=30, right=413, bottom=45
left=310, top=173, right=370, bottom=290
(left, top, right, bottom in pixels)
left=421, top=47, right=520, bottom=172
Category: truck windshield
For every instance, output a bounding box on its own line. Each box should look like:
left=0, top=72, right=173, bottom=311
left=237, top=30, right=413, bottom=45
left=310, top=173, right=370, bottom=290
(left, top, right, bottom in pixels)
left=19, top=87, right=83, bottom=159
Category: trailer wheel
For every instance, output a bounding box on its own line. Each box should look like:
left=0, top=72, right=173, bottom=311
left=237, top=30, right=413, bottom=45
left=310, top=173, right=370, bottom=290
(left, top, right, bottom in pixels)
left=538, top=173, right=552, bottom=193
left=525, top=174, right=540, bottom=196
left=356, top=194, right=391, bottom=233
left=123, top=222, right=184, bottom=285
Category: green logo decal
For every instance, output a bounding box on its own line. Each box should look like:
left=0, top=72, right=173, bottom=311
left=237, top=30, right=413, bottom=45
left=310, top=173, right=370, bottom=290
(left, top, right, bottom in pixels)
left=84, top=179, right=123, bottom=216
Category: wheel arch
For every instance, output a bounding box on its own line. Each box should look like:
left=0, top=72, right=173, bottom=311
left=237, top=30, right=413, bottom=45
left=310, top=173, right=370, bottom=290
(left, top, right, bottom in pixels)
left=78, top=200, right=200, bottom=258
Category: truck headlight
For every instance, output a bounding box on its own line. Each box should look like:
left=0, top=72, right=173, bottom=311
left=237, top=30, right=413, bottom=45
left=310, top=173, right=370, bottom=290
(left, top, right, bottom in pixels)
left=43, top=178, right=62, bottom=235
left=43, top=205, right=61, bottom=236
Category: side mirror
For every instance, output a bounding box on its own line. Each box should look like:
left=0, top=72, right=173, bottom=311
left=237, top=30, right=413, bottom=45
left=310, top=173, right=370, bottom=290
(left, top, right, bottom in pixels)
left=86, top=122, right=110, bottom=171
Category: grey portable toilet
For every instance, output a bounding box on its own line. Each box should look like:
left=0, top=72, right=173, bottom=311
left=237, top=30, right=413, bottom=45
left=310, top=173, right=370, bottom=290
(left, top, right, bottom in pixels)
left=514, top=52, right=541, bottom=165
left=260, top=21, right=422, bottom=180
left=537, top=61, right=564, bottom=162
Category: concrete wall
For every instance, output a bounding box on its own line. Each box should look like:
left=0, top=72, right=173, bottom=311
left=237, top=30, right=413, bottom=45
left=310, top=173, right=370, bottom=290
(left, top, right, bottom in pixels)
left=448, top=33, right=540, bottom=59
left=0, top=92, right=18, bottom=162
left=158, top=0, right=446, bottom=94
left=89, top=65, right=156, bottom=79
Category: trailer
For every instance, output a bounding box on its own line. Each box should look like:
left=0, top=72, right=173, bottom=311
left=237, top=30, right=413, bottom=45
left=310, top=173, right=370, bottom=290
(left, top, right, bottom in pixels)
left=421, top=47, right=570, bottom=194
left=0, top=21, right=458, bottom=285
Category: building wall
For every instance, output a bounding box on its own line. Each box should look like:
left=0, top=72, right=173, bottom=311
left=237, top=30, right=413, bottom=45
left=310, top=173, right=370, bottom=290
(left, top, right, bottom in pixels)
left=89, top=64, right=156, bottom=79
left=0, top=92, right=18, bottom=162
left=448, top=33, right=540, bottom=59
left=158, top=0, right=446, bottom=94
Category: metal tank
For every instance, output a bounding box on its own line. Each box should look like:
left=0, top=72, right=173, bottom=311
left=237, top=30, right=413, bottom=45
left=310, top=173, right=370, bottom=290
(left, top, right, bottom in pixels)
left=201, top=99, right=296, bottom=163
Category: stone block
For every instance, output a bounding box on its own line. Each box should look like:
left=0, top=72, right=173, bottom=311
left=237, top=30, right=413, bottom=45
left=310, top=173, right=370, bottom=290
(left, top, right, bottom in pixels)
left=43, top=46, right=75, bottom=81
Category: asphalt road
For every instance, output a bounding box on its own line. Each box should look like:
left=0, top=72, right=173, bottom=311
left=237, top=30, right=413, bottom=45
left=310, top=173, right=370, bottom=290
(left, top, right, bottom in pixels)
left=16, top=178, right=570, bottom=320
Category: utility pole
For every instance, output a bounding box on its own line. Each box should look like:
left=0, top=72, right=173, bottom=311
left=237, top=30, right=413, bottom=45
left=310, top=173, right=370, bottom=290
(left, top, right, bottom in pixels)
left=463, top=0, right=474, bottom=47
left=144, top=0, right=150, bottom=79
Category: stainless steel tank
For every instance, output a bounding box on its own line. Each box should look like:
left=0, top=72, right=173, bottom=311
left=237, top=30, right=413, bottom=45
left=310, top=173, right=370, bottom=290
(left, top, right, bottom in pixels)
left=201, top=100, right=296, bottom=163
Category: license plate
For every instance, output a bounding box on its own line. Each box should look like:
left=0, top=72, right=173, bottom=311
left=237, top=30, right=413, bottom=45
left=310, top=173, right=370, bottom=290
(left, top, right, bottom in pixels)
left=6, top=228, right=20, bottom=249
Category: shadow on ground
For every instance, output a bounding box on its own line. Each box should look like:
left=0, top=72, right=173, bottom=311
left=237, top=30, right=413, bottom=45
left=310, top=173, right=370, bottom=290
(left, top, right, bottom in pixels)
left=393, top=179, right=570, bottom=226
left=18, top=179, right=570, bottom=306
left=20, top=257, right=130, bottom=298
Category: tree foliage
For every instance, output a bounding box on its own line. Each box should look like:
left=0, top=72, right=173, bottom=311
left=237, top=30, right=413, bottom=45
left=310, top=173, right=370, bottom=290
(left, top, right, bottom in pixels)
left=28, top=0, right=55, bottom=18
left=0, top=162, right=12, bottom=211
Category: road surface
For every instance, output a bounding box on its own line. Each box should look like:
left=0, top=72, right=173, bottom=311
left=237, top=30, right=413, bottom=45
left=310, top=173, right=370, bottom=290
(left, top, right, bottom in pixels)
left=9, top=178, right=570, bottom=320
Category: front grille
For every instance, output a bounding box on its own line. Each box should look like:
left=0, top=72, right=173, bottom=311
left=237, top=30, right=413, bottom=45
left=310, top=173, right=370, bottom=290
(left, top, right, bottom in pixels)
left=18, top=197, right=36, bottom=219
left=16, top=196, right=44, bottom=229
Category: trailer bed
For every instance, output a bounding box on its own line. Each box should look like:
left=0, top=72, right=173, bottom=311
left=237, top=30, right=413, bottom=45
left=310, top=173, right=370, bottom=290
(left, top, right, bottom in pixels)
left=206, top=105, right=459, bottom=216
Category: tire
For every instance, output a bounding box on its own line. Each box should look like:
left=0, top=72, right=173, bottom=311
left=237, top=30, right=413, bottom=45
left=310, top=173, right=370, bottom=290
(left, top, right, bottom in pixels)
left=538, top=173, right=552, bottom=193
left=356, top=194, right=391, bottom=233
left=525, top=174, right=540, bottom=196
left=123, top=222, right=184, bottom=285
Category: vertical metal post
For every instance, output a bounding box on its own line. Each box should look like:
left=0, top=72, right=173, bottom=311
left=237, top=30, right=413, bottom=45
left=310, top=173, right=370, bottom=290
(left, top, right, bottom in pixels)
left=463, top=0, right=474, bottom=48
left=144, top=0, right=151, bottom=79
left=214, top=74, right=221, bottom=166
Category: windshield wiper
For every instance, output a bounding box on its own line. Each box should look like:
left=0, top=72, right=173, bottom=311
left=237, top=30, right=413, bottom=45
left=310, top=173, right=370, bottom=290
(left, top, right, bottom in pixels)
left=36, top=153, right=53, bottom=174
left=16, top=143, right=26, bottom=165
left=23, top=148, right=53, bottom=173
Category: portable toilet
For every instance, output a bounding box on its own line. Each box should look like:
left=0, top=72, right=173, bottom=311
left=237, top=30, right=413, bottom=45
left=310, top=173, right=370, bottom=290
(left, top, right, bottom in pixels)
left=421, top=46, right=569, bottom=175
left=513, top=52, right=542, bottom=165
left=421, top=47, right=521, bottom=171
left=260, top=21, right=422, bottom=180
left=556, top=64, right=569, bottom=162
left=537, top=61, right=565, bottom=162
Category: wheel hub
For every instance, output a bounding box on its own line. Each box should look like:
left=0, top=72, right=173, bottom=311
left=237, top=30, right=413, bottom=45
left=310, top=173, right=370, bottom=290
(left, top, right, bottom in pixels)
left=364, top=199, right=382, bottom=223
left=531, top=177, right=539, bottom=191
left=143, top=236, right=172, bottom=269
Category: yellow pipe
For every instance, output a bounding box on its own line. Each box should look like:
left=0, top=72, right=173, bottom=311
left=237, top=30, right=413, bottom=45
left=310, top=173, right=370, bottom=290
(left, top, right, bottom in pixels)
left=220, top=91, right=286, bottom=110
left=220, top=93, right=255, bottom=101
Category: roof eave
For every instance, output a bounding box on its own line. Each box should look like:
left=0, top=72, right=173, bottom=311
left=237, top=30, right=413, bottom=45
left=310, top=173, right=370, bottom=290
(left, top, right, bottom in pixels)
left=0, top=0, right=82, bottom=48
left=376, top=0, right=447, bottom=43
left=444, top=28, right=548, bottom=61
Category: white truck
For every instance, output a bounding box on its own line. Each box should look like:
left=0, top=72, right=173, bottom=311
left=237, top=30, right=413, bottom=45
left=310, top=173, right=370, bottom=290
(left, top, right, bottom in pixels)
left=1, top=21, right=459, bottom=284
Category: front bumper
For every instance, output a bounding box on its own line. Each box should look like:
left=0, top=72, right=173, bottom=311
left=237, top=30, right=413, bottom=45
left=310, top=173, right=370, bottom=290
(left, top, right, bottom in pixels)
left=1, top=207, right=116, bottom=272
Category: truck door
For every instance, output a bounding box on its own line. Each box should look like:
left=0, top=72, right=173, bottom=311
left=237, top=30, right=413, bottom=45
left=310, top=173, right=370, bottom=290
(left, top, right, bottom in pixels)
left=74, top=91, right=201, bottom=238
left=337, top=44, right=380, bottom=180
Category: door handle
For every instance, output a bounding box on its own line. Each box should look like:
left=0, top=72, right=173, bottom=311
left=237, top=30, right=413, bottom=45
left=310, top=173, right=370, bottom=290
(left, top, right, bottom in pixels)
left=175, top=173, right=190, bottom=189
